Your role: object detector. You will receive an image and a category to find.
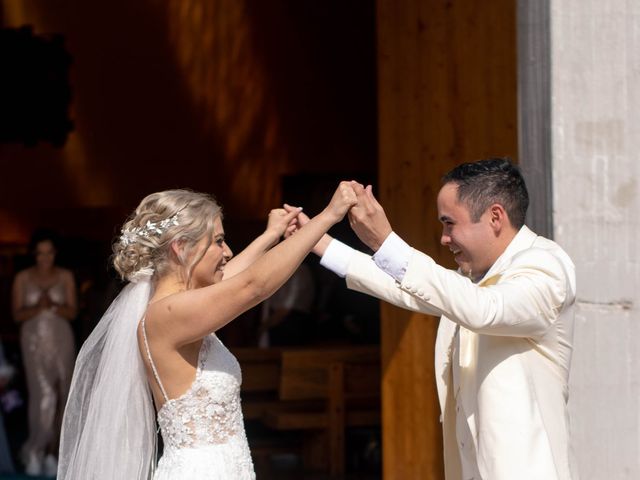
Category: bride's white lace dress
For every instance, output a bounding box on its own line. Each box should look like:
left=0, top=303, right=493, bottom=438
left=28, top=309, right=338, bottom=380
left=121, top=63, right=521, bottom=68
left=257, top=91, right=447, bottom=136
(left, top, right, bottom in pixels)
left=144, top=330, right=255, bottom=479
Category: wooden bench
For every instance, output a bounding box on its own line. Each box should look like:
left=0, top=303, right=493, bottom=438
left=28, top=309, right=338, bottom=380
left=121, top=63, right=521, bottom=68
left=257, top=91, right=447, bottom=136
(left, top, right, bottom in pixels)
left=233, top=347, right=304, bottom=473
left=232, top=347, right=282, bottom=420
left=262, top=346, right=381, bottom=476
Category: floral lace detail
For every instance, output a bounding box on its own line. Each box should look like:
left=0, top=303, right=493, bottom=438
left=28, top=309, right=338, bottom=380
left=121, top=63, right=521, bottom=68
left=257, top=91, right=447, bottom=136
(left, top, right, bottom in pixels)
left=156, top=335, right=245, bottom=449
left=149, top=334, right=255, bottom=479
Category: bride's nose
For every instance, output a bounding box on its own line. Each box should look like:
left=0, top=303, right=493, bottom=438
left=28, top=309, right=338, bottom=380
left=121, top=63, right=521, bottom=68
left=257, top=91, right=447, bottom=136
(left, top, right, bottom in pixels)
left=223, top=243, right=233, bottom=260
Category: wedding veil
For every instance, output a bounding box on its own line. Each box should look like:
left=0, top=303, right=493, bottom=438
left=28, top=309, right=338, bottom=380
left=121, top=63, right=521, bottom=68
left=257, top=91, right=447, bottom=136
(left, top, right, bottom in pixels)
left=58, top=274, right=156, bottom=479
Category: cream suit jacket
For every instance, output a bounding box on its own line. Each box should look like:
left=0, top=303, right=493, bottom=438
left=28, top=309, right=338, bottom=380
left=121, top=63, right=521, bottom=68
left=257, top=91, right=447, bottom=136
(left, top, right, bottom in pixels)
left=342, top=226, right=577, bottom=480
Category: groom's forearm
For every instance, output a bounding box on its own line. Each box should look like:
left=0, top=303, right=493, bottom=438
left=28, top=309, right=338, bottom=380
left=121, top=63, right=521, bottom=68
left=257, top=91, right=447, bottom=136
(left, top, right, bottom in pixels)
left=319, top=232, right=412, bottom=281
left=319, top=235, right=441, bottom=316
left=319, top=238, right=355, bottom=278
left=345, top=249, right=439, bottom=316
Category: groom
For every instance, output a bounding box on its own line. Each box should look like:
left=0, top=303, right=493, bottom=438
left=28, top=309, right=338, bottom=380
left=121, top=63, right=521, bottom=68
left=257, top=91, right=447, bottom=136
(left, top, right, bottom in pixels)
left=295, top=158, right=577, bottom=479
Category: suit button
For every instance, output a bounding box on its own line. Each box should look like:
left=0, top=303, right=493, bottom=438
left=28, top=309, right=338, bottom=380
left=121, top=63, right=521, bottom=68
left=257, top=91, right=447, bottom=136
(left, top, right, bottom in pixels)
left=405, top=283, right=413, bottom=290
left=418, top=289, right=425, bottom=296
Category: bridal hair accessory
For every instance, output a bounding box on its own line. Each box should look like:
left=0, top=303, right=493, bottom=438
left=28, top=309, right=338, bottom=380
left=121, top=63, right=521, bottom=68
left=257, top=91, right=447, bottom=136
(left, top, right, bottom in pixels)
left=119, top=212, right=180, bottom=246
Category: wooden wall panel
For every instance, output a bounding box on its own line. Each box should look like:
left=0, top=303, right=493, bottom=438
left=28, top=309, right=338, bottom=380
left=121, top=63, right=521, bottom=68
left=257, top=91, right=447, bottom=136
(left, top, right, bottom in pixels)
left=377, top=1, right=518, bottom=478
left=0, top=0, right=376, bottom=229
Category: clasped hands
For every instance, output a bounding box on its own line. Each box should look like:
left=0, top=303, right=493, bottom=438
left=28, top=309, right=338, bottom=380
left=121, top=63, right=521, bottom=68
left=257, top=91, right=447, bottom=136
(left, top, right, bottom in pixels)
left=37, top=289, right=54, bottom=310
left=283, top=181, right=393, bottom=253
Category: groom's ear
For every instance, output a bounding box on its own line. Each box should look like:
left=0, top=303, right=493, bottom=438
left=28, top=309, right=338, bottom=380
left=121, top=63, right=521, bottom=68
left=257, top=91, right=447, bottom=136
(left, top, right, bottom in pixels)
left=488, top=203, right=508, bottom=234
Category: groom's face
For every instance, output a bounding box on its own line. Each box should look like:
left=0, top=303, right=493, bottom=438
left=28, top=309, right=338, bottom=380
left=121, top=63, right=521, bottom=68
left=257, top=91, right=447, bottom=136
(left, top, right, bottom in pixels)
left=437, top=183, right=496, bottom=280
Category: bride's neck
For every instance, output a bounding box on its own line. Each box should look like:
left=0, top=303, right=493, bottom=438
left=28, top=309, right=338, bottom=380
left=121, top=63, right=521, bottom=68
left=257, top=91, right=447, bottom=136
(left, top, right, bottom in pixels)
left=151, top=271, right=187, bottom=303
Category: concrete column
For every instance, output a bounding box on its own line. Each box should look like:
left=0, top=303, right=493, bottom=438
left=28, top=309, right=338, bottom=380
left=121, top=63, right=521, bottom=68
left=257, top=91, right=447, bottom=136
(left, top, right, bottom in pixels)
left=551, top=1, right=640, bottom=478
left=518, top=0, right=552, bottom=238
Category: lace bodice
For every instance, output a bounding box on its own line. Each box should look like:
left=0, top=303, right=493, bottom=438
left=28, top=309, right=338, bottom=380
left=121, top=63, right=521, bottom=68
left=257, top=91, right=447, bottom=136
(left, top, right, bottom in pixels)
left=155, top=335, right=244, bottom=449
left=142, top=326, right=255, bottom=480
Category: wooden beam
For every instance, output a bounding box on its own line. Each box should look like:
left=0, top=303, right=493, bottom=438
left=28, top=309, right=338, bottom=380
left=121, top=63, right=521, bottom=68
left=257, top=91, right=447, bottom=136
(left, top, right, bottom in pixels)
left=377, top=1, right=518, bottom=478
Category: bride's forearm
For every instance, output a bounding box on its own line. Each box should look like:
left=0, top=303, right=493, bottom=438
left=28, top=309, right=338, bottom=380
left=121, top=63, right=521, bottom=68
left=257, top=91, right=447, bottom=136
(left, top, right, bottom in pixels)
left=312, top=234, right=333, bottom=257
left=245, top=210, right=337, bottom=299
left=222, top=230, right=281, bottom=279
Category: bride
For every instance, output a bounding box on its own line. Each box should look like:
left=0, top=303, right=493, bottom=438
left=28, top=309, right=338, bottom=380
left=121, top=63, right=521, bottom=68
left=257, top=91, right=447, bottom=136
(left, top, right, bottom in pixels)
left=58, top=185, right=356, bottom=479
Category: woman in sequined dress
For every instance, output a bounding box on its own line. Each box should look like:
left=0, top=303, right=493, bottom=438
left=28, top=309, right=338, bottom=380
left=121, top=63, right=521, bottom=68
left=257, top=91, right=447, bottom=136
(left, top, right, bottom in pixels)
left=58, top=185, right=357, bottom=480
left=12, top=230, right=76, bottom=476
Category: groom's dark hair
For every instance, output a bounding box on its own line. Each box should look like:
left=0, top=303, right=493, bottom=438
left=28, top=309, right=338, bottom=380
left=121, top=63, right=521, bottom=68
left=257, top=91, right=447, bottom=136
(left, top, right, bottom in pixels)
left=442, top=157, right=529, bottom=229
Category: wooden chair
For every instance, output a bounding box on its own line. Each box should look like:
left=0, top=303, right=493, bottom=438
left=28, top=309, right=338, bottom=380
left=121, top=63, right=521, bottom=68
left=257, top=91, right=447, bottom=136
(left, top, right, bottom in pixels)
left=232, top=347, right=299, bottom=474
left=232, top=347, right=282, bottom=420
left=262, top=346, right=381, bottom=476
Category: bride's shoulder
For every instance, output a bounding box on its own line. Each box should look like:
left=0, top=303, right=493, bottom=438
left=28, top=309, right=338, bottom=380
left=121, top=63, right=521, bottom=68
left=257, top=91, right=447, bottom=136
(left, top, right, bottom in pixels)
left=144, top=290, right=191, bottom=326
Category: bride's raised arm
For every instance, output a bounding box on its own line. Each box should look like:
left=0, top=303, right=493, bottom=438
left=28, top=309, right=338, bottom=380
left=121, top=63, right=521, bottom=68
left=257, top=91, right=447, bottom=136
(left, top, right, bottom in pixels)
left=221, top=207, right=298, bottom=279
left=150, top=182, right=357, bottom=346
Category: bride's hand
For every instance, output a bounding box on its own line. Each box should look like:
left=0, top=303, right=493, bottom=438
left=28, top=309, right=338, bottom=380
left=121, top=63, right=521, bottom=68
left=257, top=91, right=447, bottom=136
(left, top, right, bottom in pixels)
left=323, top=181, right=358, bottom=224
left=282, top=199, right=336, bottom=257
left=283, top=204, right=310, bottom=239
left=265, top=207, right=301, bottom=241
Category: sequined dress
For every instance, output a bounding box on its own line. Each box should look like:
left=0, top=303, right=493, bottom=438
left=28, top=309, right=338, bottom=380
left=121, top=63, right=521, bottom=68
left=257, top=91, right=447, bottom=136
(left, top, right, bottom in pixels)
left=142, top=328, right=255, bottom=479
left=20, top=277, right=75, bottom=463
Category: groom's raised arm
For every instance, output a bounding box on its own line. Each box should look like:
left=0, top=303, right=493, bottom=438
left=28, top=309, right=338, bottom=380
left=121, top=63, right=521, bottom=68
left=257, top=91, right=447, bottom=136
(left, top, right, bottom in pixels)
left=337, top=183, right=570, bottom=339
left=284, top=194, right=437, bottom=315
left=320, top=235, right=440, bottom=316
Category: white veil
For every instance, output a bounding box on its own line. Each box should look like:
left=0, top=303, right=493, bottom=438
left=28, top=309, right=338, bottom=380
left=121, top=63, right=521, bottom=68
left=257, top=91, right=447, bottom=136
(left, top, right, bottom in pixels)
left=58, top=274, right=156, bottom=480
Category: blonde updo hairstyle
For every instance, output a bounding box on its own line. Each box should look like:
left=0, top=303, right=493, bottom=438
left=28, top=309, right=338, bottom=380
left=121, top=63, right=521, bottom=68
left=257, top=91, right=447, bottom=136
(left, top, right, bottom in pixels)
left=113, top=189, right=222, bottom=286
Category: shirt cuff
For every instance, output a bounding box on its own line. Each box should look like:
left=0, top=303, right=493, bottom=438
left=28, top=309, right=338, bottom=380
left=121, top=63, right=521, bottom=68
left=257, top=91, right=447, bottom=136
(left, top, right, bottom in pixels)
left=372, top=231, right=412, bottom=282
left=319, top=239, right=355, bottom=278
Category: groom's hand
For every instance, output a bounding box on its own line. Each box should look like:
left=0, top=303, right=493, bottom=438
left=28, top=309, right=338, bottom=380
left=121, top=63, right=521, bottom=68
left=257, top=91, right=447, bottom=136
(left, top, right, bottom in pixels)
left=348, top=182, right=392, bottom=252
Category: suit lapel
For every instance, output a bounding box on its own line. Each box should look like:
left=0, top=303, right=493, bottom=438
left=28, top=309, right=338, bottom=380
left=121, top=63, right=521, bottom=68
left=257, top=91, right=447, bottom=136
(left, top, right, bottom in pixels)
left=451, top=227, right=538, bottom=455
left=478, top=225, right=538, bottom=285
left=455, top=225, right=538, bottom=382
left=435, top=317, right=457, bottom=415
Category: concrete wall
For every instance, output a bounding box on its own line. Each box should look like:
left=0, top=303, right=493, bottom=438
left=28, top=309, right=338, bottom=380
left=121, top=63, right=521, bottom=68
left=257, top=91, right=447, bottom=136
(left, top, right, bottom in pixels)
left=551, top=1, right=640, bottom=478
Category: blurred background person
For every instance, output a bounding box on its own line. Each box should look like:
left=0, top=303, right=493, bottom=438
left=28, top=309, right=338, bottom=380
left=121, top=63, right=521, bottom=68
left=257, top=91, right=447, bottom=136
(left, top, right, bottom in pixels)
left=0, top=340, right=16, bottom=475
left=258, top=261, right=315, bottom=347
left=11, top=229, right=77, bottom=476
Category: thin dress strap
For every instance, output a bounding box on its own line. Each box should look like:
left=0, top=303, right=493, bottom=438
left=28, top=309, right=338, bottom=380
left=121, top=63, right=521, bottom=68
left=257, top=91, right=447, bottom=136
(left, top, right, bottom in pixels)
left=141, top=317, right=170, bottom=403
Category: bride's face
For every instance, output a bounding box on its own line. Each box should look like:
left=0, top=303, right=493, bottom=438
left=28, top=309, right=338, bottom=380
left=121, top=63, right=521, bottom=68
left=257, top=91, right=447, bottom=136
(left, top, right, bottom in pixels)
left=190, top=217, right=232, bottom=288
